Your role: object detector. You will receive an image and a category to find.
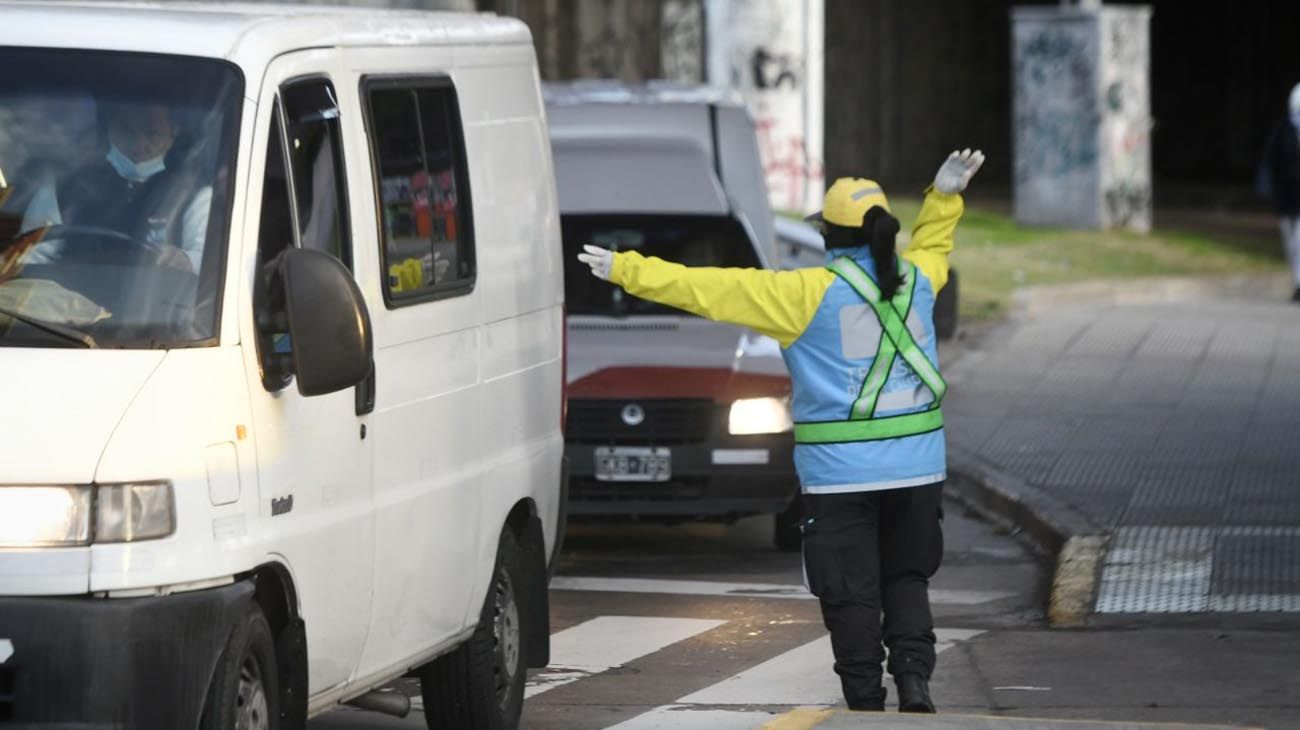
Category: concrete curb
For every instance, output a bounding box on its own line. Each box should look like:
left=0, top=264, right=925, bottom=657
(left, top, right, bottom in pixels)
left=944, top=447, right=1111, bottom=628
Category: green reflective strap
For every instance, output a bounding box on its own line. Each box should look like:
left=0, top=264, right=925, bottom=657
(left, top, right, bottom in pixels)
left=840, top=261, right=916, bottom=419
left=829, top=257, right=947, bottom=406
left=852, top=336, right=896, bottom=418
left=794, top=407, right=944, bottom=444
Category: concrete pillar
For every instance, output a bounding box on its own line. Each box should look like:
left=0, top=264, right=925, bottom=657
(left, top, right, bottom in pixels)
left=1012, top=5, right=1153, bottom=231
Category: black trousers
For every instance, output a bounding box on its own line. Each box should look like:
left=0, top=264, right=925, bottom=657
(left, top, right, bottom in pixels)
left=800, top=483, right=945, bottom=709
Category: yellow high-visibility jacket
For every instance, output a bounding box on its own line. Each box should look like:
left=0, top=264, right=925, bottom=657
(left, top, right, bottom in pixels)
left=607, top=187, right=963, bottom=492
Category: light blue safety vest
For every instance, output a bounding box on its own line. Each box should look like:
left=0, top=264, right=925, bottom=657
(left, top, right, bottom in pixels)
left=781, top=248, right=947, bottom=493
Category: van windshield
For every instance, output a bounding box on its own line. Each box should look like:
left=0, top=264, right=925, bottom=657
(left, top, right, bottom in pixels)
left=562, top=214, right=762, bottom=317
left=0, top=48, right=242, bottom=348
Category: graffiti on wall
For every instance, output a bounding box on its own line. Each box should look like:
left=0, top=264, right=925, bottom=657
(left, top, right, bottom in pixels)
left=708, top=0, right=824, bottom=214
left=661, top=0, right=705, bottom=83
left=1099, top=10, right=1152, bottom=231
left=1014, top=25, right=1098, bottom=184
left=1013, top=8, right=1151, bottom=231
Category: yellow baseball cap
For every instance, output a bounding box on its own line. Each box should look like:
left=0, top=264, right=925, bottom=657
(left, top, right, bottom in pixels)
left=804, top=177, right=891, bottom=228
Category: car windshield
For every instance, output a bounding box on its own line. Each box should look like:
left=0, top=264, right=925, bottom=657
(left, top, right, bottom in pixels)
left=0, top=48, right=242, bottom=348
left=562, top=214, right=763, bottom=317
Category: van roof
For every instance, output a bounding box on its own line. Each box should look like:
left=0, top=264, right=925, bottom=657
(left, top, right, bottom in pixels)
left=0, top=1, right=531, bottom=61
left=543, top=80, right=745, bottom=109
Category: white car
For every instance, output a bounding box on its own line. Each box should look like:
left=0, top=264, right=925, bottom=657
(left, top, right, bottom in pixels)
left=0, top=4, right=564, bottom=729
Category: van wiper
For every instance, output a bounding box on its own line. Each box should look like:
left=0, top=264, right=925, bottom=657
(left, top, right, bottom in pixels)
left=0, top=304, right=97, bottom=348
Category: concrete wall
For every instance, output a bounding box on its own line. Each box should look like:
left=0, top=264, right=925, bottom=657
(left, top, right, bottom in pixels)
left=1011, top=6, right=1152, bottom=231
left=485, top=0, right=1300, bottom=198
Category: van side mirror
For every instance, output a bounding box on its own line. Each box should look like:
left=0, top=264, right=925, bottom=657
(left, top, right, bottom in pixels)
left=274, top=248, right=373, bottom=397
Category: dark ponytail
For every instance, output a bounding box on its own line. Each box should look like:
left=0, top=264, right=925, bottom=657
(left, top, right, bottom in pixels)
left=862, top=207, right=902, bottom=301
left=822, top=205, right=903, bottom=301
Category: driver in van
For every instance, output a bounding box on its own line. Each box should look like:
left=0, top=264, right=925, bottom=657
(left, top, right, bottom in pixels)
left=20, top=100, right=210, bottom=271
left=578, top=149, right=985, bottom=714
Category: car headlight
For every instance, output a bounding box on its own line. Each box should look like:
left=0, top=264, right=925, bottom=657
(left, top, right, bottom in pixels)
left=0, top=482, right=174, bottom=547
left=729, top=396, right=793, bottom=435
left=95, top=482, right=175, bottom=543
left=0, top=486, right=93, bottom=547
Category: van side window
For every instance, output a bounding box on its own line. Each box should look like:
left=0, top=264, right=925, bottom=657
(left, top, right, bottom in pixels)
left=283, top=80, right=352, bottom=267
left=365, top=79, right=475, bottom=304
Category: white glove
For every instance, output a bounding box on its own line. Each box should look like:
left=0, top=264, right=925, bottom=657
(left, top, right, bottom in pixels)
left=577, top=244, right=614, bottom=281
left=933, top=148, right=985, bottom=195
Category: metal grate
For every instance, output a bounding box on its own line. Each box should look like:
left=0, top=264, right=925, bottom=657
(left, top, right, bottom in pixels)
left=1095, top=526, right=1214, bottom=613
left=1211, top=528, right=1300, bottom=598
left=1096, top=526, right=1300, bottom=614
left=566, top=398, right=717, bottom=445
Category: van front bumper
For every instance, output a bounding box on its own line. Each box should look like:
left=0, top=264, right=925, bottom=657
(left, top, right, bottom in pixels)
left=565, top=435, right=797, bottom=520
left=0, top=581, right=251, bottom=728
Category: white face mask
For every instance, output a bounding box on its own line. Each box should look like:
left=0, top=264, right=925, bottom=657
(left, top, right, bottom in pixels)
left=1289, top=84, right=1300, bottom=130
left=106, top=144, right=166, bottom=183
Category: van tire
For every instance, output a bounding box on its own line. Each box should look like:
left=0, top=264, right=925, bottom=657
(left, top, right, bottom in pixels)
left=420, top=530, right=527, bottom=730
left=201, top=601, right=280, bottom=730
left=773, top=493, right=803, bottom=552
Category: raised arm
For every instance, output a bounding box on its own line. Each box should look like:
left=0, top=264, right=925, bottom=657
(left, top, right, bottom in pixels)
left=580, top=246, right=832, bottom=349
left=902, top=149, right=984, bottom=293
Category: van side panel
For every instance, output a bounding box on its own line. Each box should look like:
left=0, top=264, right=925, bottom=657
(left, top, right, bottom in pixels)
left=454, top=44, right=565, bottom=613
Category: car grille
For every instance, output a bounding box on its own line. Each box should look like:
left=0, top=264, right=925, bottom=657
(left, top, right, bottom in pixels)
left=566, top=398, right=717, bottom=445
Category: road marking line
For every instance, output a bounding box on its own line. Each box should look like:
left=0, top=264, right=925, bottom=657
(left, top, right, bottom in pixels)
left=761, top=707, right=835, bottom=730
left=526, top=616, right=726, bottom=698
left=605, top=707, right=790, bottom=730
left=551, top=576, right=1013, bottom=605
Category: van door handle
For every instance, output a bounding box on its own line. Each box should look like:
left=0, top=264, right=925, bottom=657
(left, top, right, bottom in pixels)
left=355, top=360, right=376, bottom=416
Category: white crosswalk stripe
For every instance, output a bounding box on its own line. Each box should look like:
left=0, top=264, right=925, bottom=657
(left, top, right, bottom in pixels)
left=606, top=628, right=984, bottom=730
left=680, top=628, right=983, bottom=705
left=526, top=615, right=727, bottom=698
left=412, top=612, right=983, bottom=729
left=550, top=575, right=1014, bottom=606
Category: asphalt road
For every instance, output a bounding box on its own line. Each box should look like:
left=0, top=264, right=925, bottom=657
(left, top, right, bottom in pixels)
left=311, top=499, right=1053, bottom=729
left=311, top=498, right=1300, bottom=729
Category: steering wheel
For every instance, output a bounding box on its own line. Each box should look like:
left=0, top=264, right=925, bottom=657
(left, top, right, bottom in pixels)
left=41, top=223, right=161, bottom=262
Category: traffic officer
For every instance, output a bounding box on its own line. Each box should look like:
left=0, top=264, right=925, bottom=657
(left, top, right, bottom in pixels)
left=577, top=149, right=985, bottom=713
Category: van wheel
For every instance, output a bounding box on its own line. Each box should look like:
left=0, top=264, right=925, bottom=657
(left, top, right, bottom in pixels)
left=773, top=493, right=803, bottom=552
left=201, top=602, right=280, bottom=730
left=421, top=530, right=527, bottom=730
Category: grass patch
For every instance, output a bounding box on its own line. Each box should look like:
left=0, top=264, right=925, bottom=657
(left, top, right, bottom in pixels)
left=882, top=199, right=1283, bottom=322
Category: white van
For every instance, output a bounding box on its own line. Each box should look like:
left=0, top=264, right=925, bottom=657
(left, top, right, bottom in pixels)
left=545, top=82, right=803, bottom=550
left=0, top=4, right=565, bottom=728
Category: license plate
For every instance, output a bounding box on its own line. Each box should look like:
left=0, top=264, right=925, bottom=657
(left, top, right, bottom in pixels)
left=594, top=447, right=671, bottom=482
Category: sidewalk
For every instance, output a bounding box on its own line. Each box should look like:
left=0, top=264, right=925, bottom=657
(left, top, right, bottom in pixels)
left=940, top=275, right=1300, bottom=620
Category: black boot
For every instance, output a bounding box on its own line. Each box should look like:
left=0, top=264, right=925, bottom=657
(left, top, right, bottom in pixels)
left=842, top=681, right=886, bottom=712
left=895, top=673, right=935, bottom=713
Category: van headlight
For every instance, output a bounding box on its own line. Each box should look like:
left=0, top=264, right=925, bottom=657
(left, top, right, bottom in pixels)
left=0, top=486, right=93, bottom=547
left=728, top=397, right=793, bottom=435
left=0, top=482, right=174, bottom=547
